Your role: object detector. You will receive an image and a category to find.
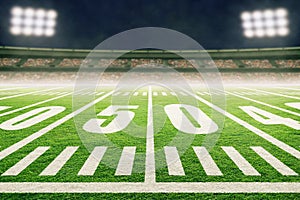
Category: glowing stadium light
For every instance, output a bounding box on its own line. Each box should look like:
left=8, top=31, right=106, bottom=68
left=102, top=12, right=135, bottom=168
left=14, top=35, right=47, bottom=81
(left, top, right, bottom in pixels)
left=240, top=8, right=289, bottom=38
left=9, top=6, right=57, bottom=37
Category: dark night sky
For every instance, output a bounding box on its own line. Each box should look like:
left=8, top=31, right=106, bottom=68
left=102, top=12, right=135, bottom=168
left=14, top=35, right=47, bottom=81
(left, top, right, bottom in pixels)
left=0, top=0, right=299, bottom=50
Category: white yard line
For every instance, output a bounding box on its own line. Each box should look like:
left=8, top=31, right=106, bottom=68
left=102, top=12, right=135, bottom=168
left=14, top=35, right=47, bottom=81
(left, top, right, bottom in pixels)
left=115, top=147, right=136, bottom=176
left=184, top=90, right=300, bottom=159
left=251, top=147, right=298, bottom=176
left=242, top=87, right=300, bottom=100
left=2, top=147, right=49, bottom=176
left=0, top=92, right=73, bottom=117
left=40, top=146, right=79, bottom=176
left=0, top=91, right=114, bottom=161
left=0, top=182, right=299, bottom=193
left=78, top=146, right=107, bottom=176
left=222, top=146, right=260, bottom=176
left=225, top=91, right=300, bottom=117
left=0, top=87, right=62, bottom=101
left=164, top=146, right=185, bottom=176
left=193, top=146, right=223, bottom=176
left=145, top=86, right=155, bottom=183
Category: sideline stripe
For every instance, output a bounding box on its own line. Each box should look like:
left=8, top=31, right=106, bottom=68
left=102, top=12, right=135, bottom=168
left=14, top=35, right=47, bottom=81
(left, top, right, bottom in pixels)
left=145, top=86, right=155, bottom=183
left=251, top=147, right=298, bottom=176
left=0, top=92, right=73, bottom=117
left=0, top=87, right=23, bottom=92
left=164, top=146, right=185, bottom=176
left=186, top=90, right=300, bottom=159
left=115, top=147, right=136, bottom=176
left=2, top=147, right=49, bottom=176
left=225, top=91, right=300, bottom=117
left=0, top=87, right=61, bottom=101
left=40, top=146, right=78, bottom=176
left=193, top=147, right=223, bottom=176
left=0, top=90, right=114, bottom=161
left=222, top=146, right=260, bottom=176
left=0, top=182, right=299, bottom=193
left=243, top=87, right=300, bottom=100
left=78, top=146, right=107, bottom=176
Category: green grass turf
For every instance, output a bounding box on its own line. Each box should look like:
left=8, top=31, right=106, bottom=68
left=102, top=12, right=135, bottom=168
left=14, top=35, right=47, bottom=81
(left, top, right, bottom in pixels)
left=0, top=86, right=299, bottom=199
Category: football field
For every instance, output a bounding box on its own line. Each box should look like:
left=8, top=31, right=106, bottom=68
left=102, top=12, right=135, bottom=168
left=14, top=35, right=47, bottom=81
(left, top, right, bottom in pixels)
left=0, top=85, right=299, bottom=199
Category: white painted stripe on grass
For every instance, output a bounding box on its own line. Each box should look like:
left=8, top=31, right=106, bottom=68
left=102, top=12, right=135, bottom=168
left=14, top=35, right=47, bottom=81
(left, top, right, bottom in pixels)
left=142, top=92, right=147, bottom=96
left=0, top=87, right=23, bottom=92
left=164, top=146, right=185, bottom=176
left=153, top=92, right=158, bottom=96
left=123, top=92, right=130, bottom=96
left=251, top=147, right=298, bottom=176
left=197, top=91, right=205, bottom=95
left=113, top=92, right=121, bottom=96
left=170, top=92, right=176, bottom=96
left=96, top=92, right=105, bottom=96
left=2, top=147, right=49, bottom=176
left=243, top=87, right=300, bottom=100
left=0, top=87, right=61, bottom=101
left=162, top=92, right=167, bottom=96
left=275, top=87, right=300, bottom=91
left=133, top=92, right=139, bottom=96
left=203, top=92, right=210, bottom=95
left=193, top=146, right=222, bottom=176
left=0, top=91, right=114, bottom=161
left=0, top=182, right=299, bottom=193
left=115, top=147, right=136, bottom=176
left=0, top=92, right=73, bottom=117
left=40, top=146, right=78, bottom=176
left=78, top=146, right=107, bottom=176
left=225, top=91, right=300, bottom=117
left=186, top=91, right=300, bottom=160
left=222, top=146, right=260, bottom=176
left=145, top=86, right=155, bottom=183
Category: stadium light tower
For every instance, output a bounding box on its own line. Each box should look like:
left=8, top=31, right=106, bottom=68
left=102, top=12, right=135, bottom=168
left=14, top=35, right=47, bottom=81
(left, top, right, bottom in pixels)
left=10, top=6, right=57, bottom=37
left=241, top=8, right=289, bottom=38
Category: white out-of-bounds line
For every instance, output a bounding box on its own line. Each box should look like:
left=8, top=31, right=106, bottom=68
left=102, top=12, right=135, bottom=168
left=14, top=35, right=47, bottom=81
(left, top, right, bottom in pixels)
left=251, top=147, right=298, bottom=176
left=275, top=87, right=300, bottom=91
left=222, top=147, right=260, bottom=176
left=2, top=147, right=49, bottom=176
left=193, top=146, right=223, bottom=176
left=225, top=91, right=300, bottom=117
left=0, top=92, right=73, bottom=117
left=145, top=86, right=155, bottom=183
left=242, top=87, right=300, bottom=100
left=40, top=146, right=79, bottom=176
left=0, top=87, right=23, bottom=92
left=0, top=87, right=62, bottom=101
left=164, top=146, right=185, bottom=176
left=0, top=90, right=114, bottom=161
left=78, top=146, right=107, bottom=176
left=115, top=147, right=136, bottom=176
left=185, top=90, right=300, bottom=159
left=0, top=182, right=299, bottom=193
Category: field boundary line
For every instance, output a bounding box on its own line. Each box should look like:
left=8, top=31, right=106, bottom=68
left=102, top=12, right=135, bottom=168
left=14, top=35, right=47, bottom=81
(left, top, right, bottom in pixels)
left=183, top=90, right=300, bottom=159
left=0, top=90, right=114, bottom=161
left=0, top=182, right=299, bottom=193
left=0, top=87, right=62, bottom=101
left=242, top=87, right=300, bottom=100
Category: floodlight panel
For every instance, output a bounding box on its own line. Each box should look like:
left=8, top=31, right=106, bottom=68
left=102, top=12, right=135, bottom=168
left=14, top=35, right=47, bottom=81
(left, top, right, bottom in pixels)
left=9, top=6, right=57, bottom=37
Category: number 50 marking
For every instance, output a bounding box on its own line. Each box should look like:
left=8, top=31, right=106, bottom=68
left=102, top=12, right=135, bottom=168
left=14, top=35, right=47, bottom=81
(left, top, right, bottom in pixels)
left=83, top=104, right=218, bottom=134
